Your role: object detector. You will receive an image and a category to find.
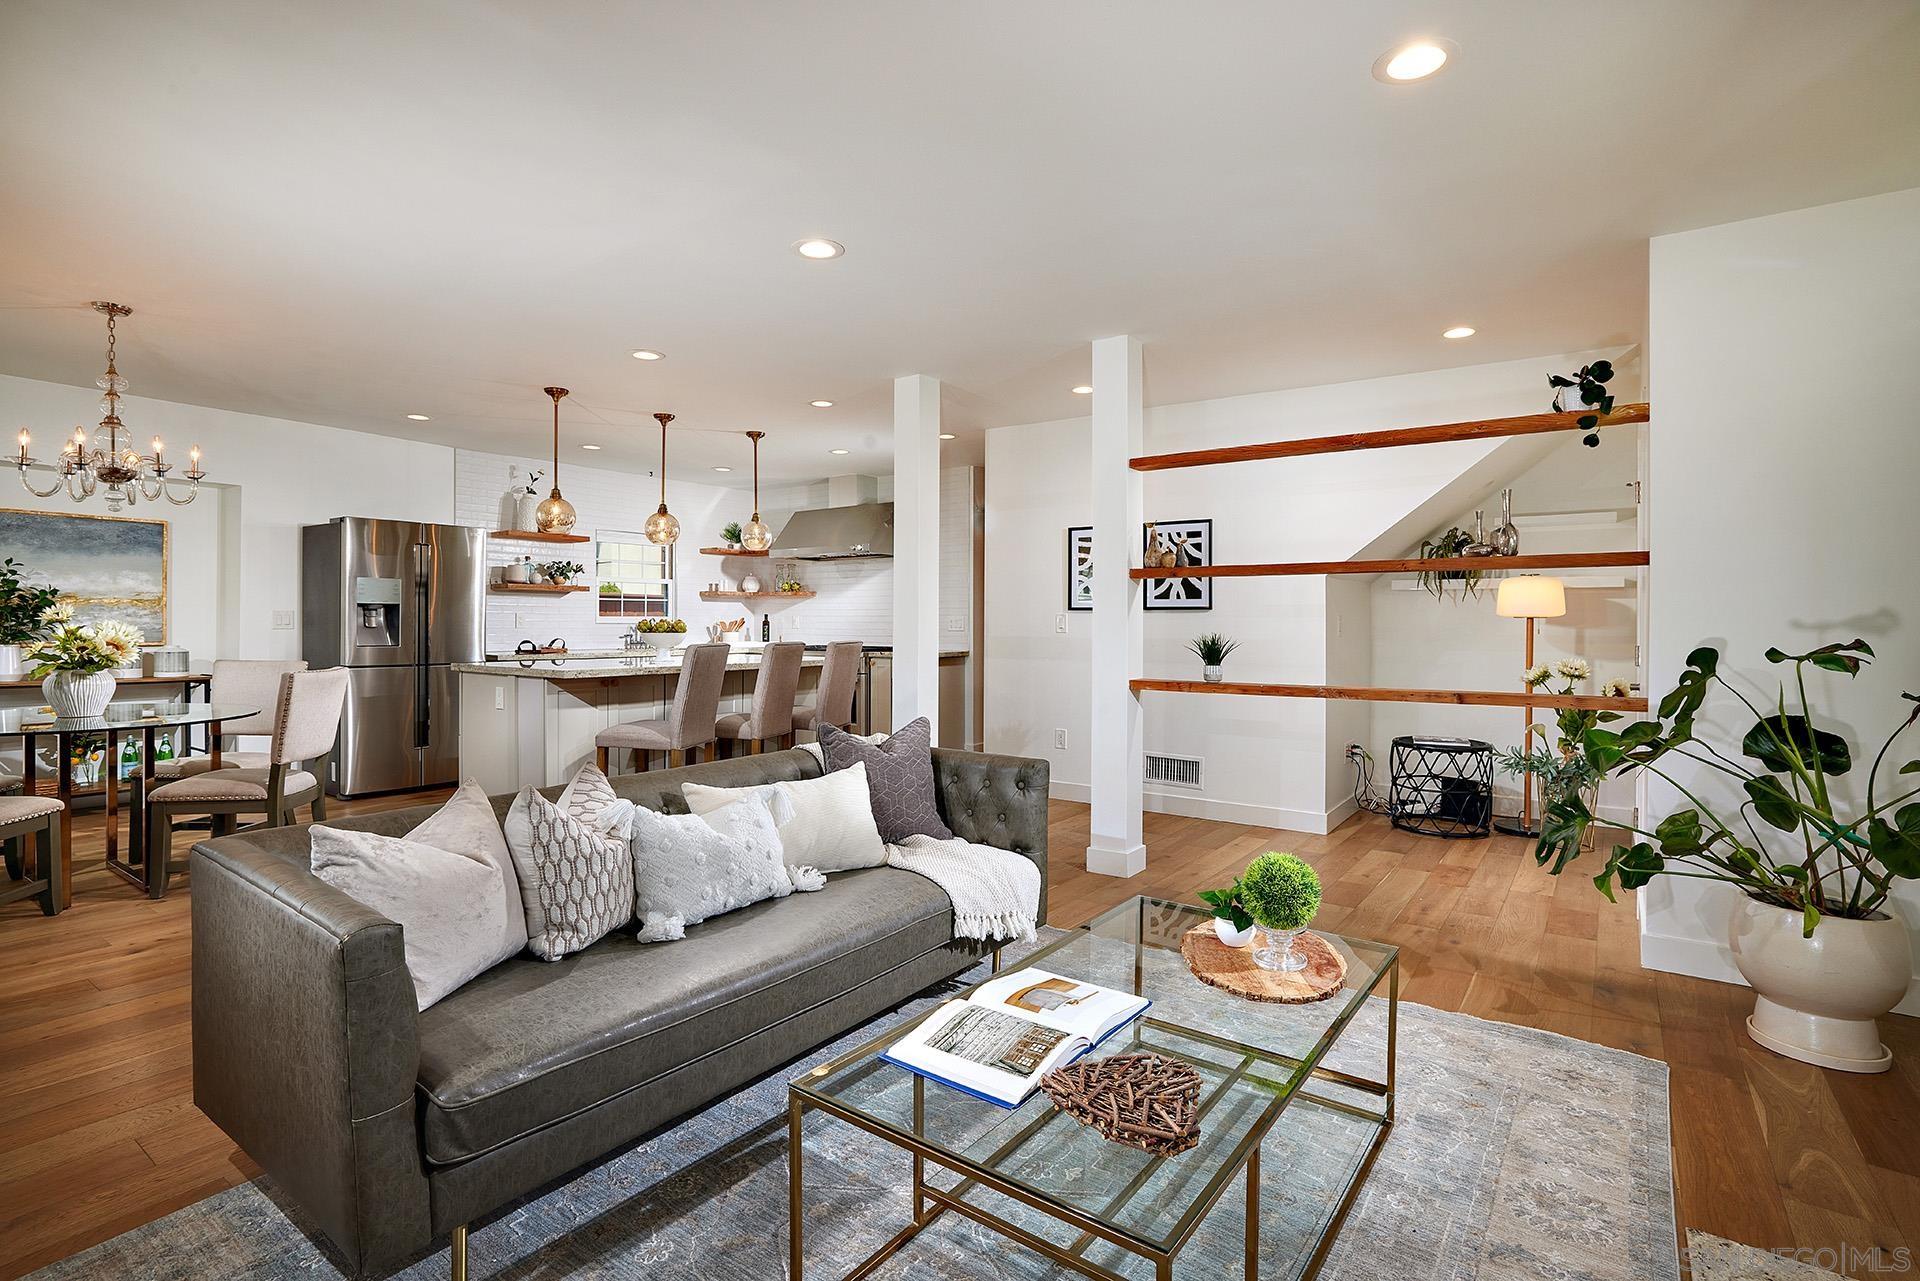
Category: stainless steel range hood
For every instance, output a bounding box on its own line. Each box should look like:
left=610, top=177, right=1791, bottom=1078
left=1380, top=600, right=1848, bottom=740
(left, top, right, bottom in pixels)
left=774, top=500, right=893, bottom=559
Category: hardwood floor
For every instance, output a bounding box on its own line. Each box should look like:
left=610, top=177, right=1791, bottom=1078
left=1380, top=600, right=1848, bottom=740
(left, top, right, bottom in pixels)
left=2, top=794, right=1915, bottom=1279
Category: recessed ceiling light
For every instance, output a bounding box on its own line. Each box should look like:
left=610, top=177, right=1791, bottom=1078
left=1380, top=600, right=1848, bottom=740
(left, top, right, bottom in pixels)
left=810, top=399, right=834, bottom=408
left=1071, top=385, right=1093, bottom=395
left=712, top=465, right=732, bottom=472
left=631, top=349, right=664, bottom=361
left=405, top=413, right=431, bottom=421
left=829, top=448, right=850, bottom=455
left=792, top=238, right=845, bottom=260
left=1442, top=325, right=1476, bottom=339
left=1373, top=39, right=1455, bottom=83
left=938, top=433, right=956, bottom=440
left=580, top=443, right=602, bottom=450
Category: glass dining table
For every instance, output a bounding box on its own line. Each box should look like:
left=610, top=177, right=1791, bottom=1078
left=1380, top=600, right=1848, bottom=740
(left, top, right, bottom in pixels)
left=0, top=702, right=261, bottom=902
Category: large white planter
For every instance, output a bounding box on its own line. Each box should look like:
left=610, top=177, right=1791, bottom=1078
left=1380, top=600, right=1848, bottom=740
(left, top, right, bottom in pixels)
left=1730, top=896, right=1913, bottom=1073
left=43, top=670, right=116, bottom=719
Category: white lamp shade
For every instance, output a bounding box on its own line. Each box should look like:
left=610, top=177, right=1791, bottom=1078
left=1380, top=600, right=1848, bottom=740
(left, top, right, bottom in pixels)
left=1496, top=575, right=1566, bottom=619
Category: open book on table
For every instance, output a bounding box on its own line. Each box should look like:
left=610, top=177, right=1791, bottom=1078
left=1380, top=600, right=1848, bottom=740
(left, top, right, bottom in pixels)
left=880, top=967, right=1151, bottom=1108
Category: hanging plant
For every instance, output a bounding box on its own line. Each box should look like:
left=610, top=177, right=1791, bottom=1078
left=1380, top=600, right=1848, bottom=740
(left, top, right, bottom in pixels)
left=1548, top=359, right=1616, bottom=447
left=1417, top=527, right=1486, bottom=599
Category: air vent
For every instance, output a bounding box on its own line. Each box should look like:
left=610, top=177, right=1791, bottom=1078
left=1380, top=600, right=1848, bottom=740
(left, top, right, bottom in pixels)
left=1145, top=752, right=1203, bottom=789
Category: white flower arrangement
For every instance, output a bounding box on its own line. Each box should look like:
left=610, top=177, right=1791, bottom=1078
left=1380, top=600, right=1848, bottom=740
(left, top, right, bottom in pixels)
left=1601, top=678, right=1633, bottom=699
left=1523, top=663, right=1552, bottom=688
left=1552, top=657, right=1593, bottom=683
left=26, top=605, right=142, bottom=677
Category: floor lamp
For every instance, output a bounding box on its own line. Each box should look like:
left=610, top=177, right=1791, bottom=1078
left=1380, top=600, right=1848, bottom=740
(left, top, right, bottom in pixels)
left=1493, top=574, right=1566, bottom=838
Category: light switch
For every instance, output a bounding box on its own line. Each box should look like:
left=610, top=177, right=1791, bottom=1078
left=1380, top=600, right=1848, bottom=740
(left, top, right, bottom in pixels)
left=1054, top=613, right=1068, bottom=634
left=271, top=610, right=294, bottom=630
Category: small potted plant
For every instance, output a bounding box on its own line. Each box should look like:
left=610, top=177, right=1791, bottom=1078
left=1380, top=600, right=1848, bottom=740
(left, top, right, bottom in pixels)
left=537, top=560, right=585, bottom=586
left=1417, top=526, right=1488, bottom=599
left=1197, top=879, right=1256, bottom=947
left=26, top=602, right=141, bottom=719
left=1238, top=852, right=1323, bottom=972
left=722, top=521, right=744, bottom=550
left=0, top=557, right=59, bottom=678
left=1187, top=632, right=1240, bottom=683
left=1548, top=358, right=1617, bottom=446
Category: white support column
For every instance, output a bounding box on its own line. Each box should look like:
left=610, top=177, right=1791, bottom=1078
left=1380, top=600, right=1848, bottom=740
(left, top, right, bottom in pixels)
left=892, top=373, right=942, bottom=737
left=1087, top=335, right=1146, bottom=877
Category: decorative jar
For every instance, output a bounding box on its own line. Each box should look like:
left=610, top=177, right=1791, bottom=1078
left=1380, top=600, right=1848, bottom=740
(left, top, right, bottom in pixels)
left=1253, top=925, right=1308, bottom=973
left=43, top=670, right=116, bottom=720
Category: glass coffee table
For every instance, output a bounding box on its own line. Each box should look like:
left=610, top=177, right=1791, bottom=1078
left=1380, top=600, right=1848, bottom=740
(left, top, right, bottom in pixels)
left=789, top=896, right=1399, bottom=1280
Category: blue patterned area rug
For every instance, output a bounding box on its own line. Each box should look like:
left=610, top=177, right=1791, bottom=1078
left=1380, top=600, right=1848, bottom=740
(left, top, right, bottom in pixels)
left=33, top=932, right=1677, bottom=1280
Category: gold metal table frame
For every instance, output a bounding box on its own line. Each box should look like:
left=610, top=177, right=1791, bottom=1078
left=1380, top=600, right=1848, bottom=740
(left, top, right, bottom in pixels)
left=788, top=899, right=1398, bottom=1281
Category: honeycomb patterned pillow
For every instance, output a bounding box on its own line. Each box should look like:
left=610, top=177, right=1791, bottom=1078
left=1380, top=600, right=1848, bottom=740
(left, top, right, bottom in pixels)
left=818, top=717, right=953, bottom=844
left=504, top=783, right=636, bottom=961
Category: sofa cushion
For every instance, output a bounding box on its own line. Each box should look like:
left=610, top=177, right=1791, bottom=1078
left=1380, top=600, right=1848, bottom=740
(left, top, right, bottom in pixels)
left=414, top=865, right=955, bottom=1165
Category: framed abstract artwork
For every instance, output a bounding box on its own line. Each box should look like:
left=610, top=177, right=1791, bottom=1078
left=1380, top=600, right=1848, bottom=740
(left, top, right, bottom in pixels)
left=1142, top=518, right=1212, bottom=611
left=1066, top=526, right=1094, bottom=610
left=0, top=507, right=169, bottom=643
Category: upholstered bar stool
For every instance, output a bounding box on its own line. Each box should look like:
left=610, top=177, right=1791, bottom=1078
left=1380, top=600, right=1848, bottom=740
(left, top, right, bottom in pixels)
left=144, top=667, right=350, bottom=898
left=715, top=641, right=804, bottom=756
left=594, top=642, right=730, bottom=773
left=793, top=640, right=860, bottom=740
left=152, top=658, right=308, bottom=780
left=0, top=795, right=64, bottom=916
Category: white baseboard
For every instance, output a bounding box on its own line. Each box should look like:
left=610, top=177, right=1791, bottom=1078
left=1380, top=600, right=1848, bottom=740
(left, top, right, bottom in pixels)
left=1049, top=781, right=1345, bottom=836
left=1639, top=925, right=1920, bottom=1017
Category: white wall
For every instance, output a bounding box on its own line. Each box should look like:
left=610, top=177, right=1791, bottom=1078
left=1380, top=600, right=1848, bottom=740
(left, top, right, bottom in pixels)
left=0, top=373, right=452, bottom=666
left=985, top=347, right=1639, bottom=833
left=1645, top=186, right=1920, bottom=1011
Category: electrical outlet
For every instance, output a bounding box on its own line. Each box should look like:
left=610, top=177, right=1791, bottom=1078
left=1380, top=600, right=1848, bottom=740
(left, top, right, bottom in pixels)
left=514, top=612, right=528, bottom=628
left=1345, top=742, right=1365, bottom=760
left=1054, top=613, right=1068, bottom=634
left=493, top=685, right=505, bottom=711
left=271, top=609, right=294, bottom=630
left=1054, top=729, right=1068, bottom=750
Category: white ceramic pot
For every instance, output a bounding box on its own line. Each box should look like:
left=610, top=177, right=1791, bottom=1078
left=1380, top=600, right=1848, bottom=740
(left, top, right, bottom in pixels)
left=43, top=670, right=116, bottom=719
left=0, top=643, right=20, bottom=678
left=1203, top=664, right=1223, bottom=684
left=1730, top=895, right=1912, bottom=1073
left=740, top=574, right=763, bottom=594
left=1213, top=917, right=1255, bottom=948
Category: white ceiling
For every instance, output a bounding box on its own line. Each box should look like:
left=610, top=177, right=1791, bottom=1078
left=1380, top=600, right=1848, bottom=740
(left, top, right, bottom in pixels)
left=3, top=1, right=1917, bottom=485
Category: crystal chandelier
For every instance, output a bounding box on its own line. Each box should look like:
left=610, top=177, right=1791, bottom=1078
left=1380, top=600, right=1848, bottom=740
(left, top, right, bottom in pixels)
left=14, top=302, right=207, bottom=510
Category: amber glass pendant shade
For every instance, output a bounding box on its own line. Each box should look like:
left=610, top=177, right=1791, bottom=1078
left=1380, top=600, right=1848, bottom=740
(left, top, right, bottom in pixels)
left=536, top=386, right=577, bottom=533
left=740, top=430, right=772, bottom=550
left=647, top=412, right=679, bottom=545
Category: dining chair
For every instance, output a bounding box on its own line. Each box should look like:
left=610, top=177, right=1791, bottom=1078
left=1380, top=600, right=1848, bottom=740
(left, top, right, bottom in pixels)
left=715, top=641, right=805, bottom=756
left=144, top=667, right=350, bottom=898
left=792, top=640, right=861, bottom=740
left=0, top=795, right=64, bottom=915
left=594, top=642, right=731, bottom=773
left=152, top=658, right=309, bottom=780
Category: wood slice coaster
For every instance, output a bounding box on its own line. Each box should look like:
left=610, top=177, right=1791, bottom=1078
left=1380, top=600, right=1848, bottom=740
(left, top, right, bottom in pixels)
left=1041, top=1052, right=1202, bottom=1155
left=1179, top=924, right=1348, bottom=1004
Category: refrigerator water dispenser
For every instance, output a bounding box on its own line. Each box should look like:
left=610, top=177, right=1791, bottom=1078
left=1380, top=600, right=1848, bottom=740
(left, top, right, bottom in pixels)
left=353, top=576, right=403, bottom=647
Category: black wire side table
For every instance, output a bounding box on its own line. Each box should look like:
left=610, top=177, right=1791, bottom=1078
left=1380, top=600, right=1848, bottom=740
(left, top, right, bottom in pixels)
left=1389, top=736, right=1494, bottom=839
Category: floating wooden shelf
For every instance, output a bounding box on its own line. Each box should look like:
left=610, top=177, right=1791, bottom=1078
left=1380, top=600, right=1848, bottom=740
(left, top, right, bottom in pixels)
left=490, top=582, right=590, bottom=594
left=1130, top=679, right=1647, bottom=712
left=1132, top=551, right=1650, bottom=580
left=698, top=590, right=817, bottom=601
left=698, top=546, right=770, bottom=558
left=1130, top=403, right=1650, bottom=472
left=487, top=529, right=593, bottom=544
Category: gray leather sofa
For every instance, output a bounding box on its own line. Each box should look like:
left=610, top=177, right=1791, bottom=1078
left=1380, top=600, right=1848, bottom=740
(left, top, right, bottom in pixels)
left=190, top=746, right=1048, bottom=1277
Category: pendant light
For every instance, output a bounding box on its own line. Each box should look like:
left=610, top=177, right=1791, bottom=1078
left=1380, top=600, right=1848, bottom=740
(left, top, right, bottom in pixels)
left=644, top=412, right=680, bottom=545
left=535, top=386, right=578, bottom=534
left=740, top=430, right=772, bottom=551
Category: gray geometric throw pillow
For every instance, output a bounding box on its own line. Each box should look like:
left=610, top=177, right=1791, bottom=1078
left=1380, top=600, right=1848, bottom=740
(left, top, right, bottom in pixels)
left=818, top=717, right=953, bottom=844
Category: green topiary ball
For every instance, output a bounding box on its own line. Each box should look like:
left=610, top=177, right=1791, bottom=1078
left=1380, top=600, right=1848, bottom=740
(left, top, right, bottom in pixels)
left=1238, top=852, right=1321, bottom=931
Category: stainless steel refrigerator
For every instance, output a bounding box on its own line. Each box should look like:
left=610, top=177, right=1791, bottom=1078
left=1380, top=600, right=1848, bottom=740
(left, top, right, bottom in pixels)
left=301, top=518, right=485, bottom=797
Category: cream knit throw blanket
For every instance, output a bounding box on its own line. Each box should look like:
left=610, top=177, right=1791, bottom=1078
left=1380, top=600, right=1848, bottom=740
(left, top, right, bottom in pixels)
left=887, top=834, right=1040, bottom=943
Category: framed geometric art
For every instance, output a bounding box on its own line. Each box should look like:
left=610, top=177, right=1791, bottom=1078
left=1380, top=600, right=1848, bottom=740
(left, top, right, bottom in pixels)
left=1142, top=518, right=1212, bottom=611
left=1066, top=526, right=1094, bottom=611
left=0, top=507, right=170, bottom=643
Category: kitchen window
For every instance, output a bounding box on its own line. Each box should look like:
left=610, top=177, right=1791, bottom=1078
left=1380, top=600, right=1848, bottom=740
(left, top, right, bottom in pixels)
left=595, top=531, right=673, bottom=621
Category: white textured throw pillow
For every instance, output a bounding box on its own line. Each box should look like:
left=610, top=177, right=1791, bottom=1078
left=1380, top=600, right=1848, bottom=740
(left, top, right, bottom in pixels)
left=630, top=795, right=801, bottom=943
left=309, top=826, right=506, bottom=1010
left=681, top=761, right=885, bottom=873
left=406, top=778, right=527, bottom=962
left=504, top=773, right=637, bottom=961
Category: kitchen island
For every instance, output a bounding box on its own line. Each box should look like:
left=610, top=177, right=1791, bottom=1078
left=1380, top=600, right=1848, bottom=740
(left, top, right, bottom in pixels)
left=453, top=649, right=825, bottom=794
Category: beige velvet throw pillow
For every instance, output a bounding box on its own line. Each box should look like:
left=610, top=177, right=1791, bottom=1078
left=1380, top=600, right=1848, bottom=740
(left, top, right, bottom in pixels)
left=407, top=778, right=527, bottom=962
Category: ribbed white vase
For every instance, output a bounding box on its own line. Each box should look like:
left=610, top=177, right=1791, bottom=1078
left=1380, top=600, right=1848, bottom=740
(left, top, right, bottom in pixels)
left=43, top=670, right=116, bottom=719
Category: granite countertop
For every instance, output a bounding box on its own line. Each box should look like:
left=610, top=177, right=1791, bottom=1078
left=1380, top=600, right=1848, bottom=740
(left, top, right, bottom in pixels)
left=453, top=652, right=827, bottom=680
